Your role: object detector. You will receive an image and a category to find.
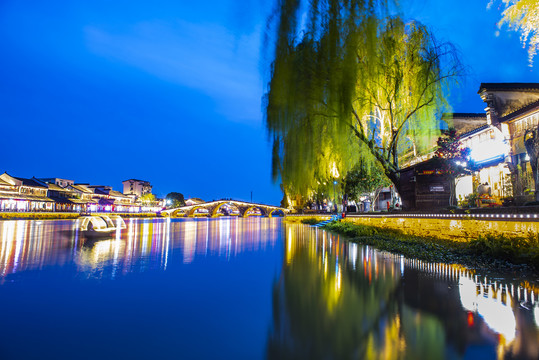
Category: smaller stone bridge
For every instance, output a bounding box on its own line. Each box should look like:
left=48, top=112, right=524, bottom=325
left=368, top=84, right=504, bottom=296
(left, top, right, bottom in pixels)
left=160, top=200, right=289, bottom=218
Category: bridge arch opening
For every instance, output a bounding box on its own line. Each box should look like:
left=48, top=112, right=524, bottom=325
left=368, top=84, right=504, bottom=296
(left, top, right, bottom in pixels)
left=171, top=209, right=187, bottom=217
left=269, top=209, right=285, bottom=217
left=243, top=206, right=266, bottom=217
left=188, top=206, right=210, bottom=217
left=212, top=202, right=241, bottom=217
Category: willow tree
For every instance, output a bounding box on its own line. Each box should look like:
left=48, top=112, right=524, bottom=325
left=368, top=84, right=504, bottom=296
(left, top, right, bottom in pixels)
left=494, top=0, right=539, bottom=65
left=265, top=0, right=462, bottom=208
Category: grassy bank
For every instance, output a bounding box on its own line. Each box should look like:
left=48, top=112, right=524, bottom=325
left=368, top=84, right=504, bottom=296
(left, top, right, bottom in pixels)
left=322, top=221, right=539, bottom=273
left=285, top=216, right=329, bottom=225
left=0, top=212, right=160, bottom=220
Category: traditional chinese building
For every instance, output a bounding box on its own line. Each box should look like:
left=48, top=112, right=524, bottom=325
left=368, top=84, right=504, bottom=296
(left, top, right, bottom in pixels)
left=38, top=177, right=74, bottom=188
left=66, top=184, right=99, bottom=212
left=122, top=179, right=152, bottom=197
left=0, top=172, right=164, bottom=213
left=399, top=83, right=539, bottom=210
left=0, top=173, right=54, bottom=211
left=479, top=83, right=539, bottom=203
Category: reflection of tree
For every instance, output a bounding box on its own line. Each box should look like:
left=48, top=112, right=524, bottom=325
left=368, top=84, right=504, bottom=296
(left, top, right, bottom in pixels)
left=269, top=226, right=539, bottom=359
left=268, top=231, right=449, bottom=359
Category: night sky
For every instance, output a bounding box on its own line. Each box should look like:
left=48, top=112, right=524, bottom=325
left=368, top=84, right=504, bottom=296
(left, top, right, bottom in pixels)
left=1, top=0, right=538, bottom=204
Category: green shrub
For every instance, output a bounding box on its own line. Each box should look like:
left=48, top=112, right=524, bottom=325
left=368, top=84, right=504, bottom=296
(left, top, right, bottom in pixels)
left=285, top=216, right=329, bottom=224
left=468, top=233, right=539, bottom=268
left=301, top=218, right=320, bottom=225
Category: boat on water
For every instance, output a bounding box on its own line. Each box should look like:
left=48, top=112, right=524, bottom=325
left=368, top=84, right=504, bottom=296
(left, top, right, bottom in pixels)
left=78, top=214, right=126, bottom=238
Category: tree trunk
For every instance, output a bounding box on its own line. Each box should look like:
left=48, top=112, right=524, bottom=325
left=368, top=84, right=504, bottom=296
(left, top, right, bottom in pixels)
left=524, top=127, right=539, bottom=202
left=535, top=159, right=539, bottom=202
left=386, top=171, right=414, bottom=211
left=449, top=178, right=456, bottom=207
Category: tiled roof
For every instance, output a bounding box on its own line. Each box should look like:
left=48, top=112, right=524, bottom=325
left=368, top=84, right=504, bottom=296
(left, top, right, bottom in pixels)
left=69, top=184, right=93, bottom=193
left=70, top=198, right=91, bottom=204
left=459, top=124, right=490, bottom=139
left=478, top=83, right=539, bottom=93
left=12, top=177, right=47, bottom=188
left=93, top=188, right=110, bottom=195
left=47, top=184, right=73, bottom=192
left=109, top=190, right=128, bottom=198
left=442, top=113, right=486, bottom=119
left=122, top=179, right=150, bottom=183
left=447, top=113, right=488, bottom=136
left=39, top=177, right=74, bottom=183
left=500, top=98, right=539, bottom=122
left=49, top=197, right=91, bottom=204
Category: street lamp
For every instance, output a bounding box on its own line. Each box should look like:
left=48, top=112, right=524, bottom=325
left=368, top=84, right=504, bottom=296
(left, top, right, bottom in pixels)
left=333, top=180, right=338, bottom=213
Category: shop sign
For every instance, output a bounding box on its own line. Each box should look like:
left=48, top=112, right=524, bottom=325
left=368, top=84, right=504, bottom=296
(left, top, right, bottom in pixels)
left=429, top=185, right=445, bottom=192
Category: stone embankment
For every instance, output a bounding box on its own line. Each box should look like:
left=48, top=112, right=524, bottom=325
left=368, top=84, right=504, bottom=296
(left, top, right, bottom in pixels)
left=287, top=211, right=539, bottom=241
left=286, top=213, right=539, bottom=273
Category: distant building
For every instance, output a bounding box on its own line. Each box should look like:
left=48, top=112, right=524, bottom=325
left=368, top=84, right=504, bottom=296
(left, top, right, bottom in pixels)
left=83, top=185, right=137, bottom=212
left=185, top=198, right=205, bottom=206
left=122, top=179, right=152, bottom=197
left=374, top=187, right=401, bottom=211
left=0, top=172, right=54, bottom=211
left=38, top=178, right=74, bottom=188
left=0, top=172, right=162, bottom=213
left=46, top=183, right=86, bottom=212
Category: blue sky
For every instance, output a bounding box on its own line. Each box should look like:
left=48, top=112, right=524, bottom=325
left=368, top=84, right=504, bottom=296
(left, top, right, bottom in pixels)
left=1, top=0, right=537, bottom=204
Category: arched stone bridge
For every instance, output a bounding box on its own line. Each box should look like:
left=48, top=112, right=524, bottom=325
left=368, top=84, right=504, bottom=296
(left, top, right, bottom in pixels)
left=160, top=200, right=289, bottom=218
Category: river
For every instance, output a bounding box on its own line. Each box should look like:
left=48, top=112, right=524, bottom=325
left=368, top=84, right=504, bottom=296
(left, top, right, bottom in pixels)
left=0, top=217, right=537, bottom=359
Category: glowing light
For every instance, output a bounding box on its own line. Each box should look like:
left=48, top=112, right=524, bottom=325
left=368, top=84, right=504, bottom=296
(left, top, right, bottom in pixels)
left=459, top=276, right=516, bottom=343
left=468, top=311, right=474, bottom=327
left=470, top=136, right=510, bottom=164
left=330, top=162, right=340, bottom=178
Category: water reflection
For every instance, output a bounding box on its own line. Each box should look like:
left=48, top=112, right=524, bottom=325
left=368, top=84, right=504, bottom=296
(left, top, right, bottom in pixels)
left=0, top=217, right=280, bottom=281
left=270, top=223, right=539, bottom=360
left=2, top=218, right=538, bottom=359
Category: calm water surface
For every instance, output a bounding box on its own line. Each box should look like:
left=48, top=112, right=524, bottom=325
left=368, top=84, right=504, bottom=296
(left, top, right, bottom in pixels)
left=0, top=217, right=537, bottom=359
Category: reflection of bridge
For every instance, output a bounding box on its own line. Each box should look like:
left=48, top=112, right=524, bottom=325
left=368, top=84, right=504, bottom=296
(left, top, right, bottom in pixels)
left=160, top=200, right=289, bottom=218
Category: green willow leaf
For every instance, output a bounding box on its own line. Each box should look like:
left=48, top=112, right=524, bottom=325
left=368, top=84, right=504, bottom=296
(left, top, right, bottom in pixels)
left=264, top=0, right=462, bottom=205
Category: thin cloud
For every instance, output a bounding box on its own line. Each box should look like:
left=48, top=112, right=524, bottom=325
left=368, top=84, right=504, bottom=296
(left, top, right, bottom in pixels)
left=85, top=20, right=263, bottom=123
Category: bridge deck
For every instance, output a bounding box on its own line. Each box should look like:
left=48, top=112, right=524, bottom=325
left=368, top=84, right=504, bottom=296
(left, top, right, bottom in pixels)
left=161, top=199, right=288, bottom=217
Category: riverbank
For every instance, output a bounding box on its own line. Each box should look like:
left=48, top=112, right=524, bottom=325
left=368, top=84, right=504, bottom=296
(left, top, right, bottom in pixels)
left=0, top=212, right=160, bottom=220
left=285, top=216, right=539, bottom=275
left=325, top=221, right=539, bottom=274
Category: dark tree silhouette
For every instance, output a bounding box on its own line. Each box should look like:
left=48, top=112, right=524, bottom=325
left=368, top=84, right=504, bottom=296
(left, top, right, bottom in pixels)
left=524, top=126, right=539, bottom=201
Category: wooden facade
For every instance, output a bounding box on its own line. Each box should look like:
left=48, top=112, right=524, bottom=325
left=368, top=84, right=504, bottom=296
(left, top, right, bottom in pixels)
left=399, top=160, right=451, bottom=210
